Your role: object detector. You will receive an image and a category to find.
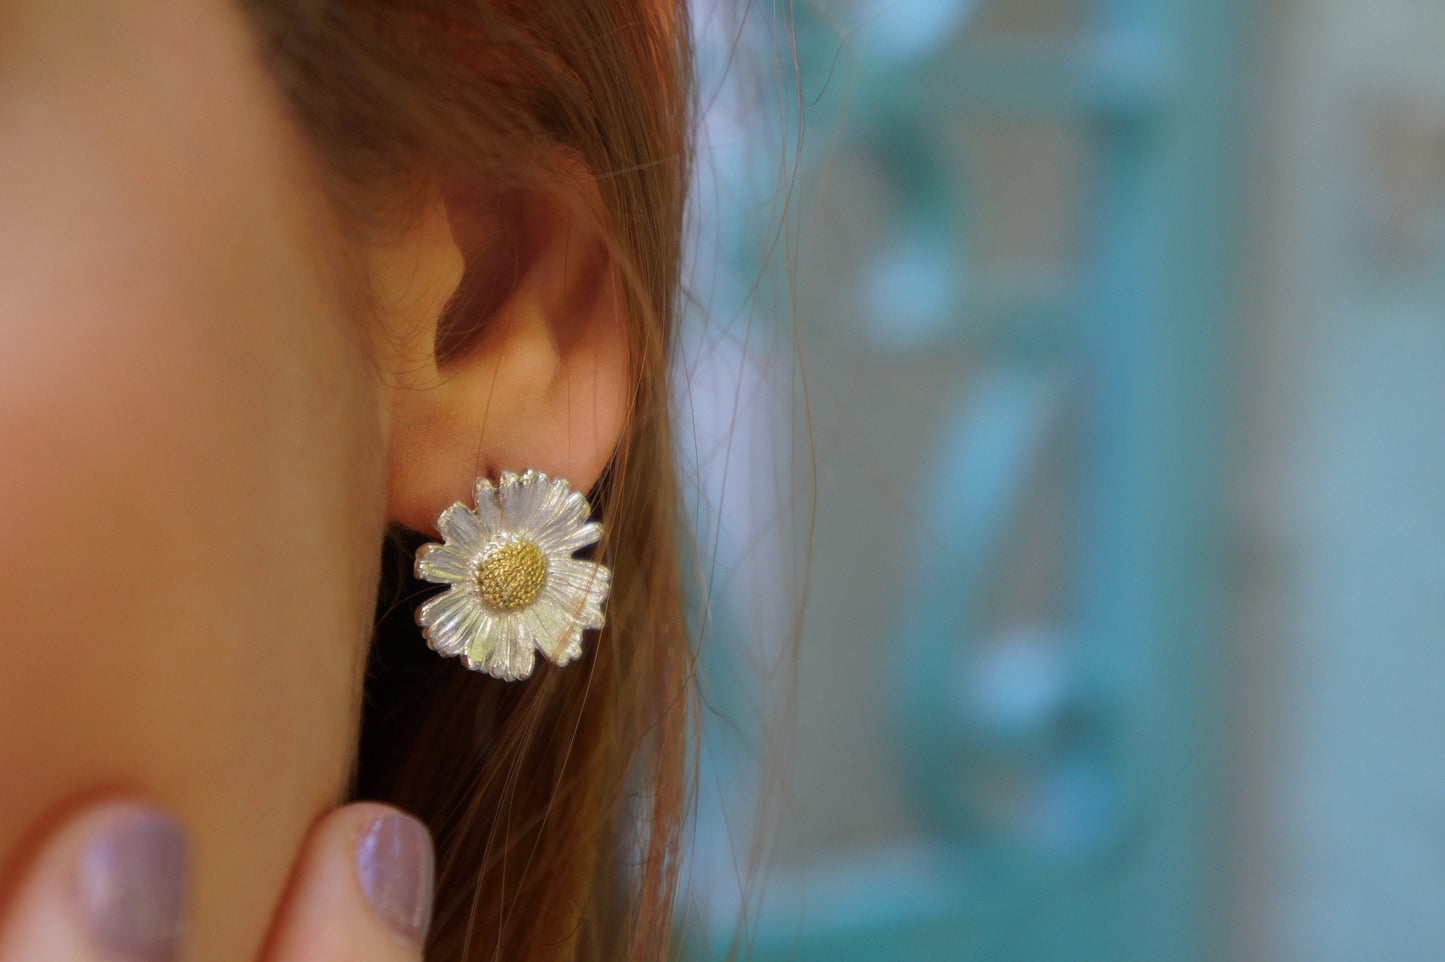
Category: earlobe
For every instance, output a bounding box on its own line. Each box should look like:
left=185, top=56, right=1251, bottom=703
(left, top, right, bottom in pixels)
left=374, top=173, right=630, bottom=537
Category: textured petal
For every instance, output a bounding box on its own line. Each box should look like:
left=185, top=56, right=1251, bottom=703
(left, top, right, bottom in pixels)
left=536, top=609, right=586, bottom=666
left=472, top=478, right=502, bottom=531
left=459, top=606, right=493, bottom=657
left=546, top=556, right=606, bottom=592
left=530, top=594, right=570, bottom=654
left=521, top=605, right=564, bottom=664
left=513, top=612, right=542, bottom=661
left=552, top=628, right=585, bottom=666
left=505, top=625, right=537, bottom=680
left=536, top=520, right=602, bottom=556
left=480, top=616, right=535, bottom=681
left=531, top=487, right=591, bottom=548
left=437, top=503, right=489, bottom=550
left=415, top=543, right=474, bottom=584
left=544, top=558, right=610, bottom=630
left=470, top=615, right=502, bottom=677
left=531, top=475, right=571, bottom=524
left=497, top=470, right=549, bottom=531
left=420, top=588, right=480, bottom=657
left=461, top=615, right=496, bottom=671
left=519, top=604, right=548, bottom=650
left=418, top=584, right=468, bottom=629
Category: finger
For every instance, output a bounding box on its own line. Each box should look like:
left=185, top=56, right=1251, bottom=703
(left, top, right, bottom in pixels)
left=0, top=801, right=189, bottom=962
left=261, top=802, right=433, bottom=962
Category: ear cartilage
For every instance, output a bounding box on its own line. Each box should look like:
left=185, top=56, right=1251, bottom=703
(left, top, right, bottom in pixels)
left=413, top=470, right=610, bottom=681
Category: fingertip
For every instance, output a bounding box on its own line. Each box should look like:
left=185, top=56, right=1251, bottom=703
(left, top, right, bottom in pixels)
left=263, top=802, right=434, bottom=961
left=74, top=805, right=189, bottom=961
left=0, top=800, right=191, bottom=962
left=353, top=809, right=434, bottom=948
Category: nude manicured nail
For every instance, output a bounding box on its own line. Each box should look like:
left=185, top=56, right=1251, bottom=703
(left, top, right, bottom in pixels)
left=355, top=813, right=434, bottom=946
left=74, top=807, right=189, bottom=962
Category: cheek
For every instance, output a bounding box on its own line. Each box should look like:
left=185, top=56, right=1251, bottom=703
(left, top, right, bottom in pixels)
left=0, top=5, right=385, bottom=959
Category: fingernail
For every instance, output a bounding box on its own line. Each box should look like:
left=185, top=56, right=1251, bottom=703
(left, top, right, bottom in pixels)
left=355, top=813, right=434, bottom=946
left=74, top=807, right=189, bottom=962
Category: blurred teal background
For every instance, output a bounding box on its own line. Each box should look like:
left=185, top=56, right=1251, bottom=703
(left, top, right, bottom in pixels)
left=674, top=0, right=1445, bottom=959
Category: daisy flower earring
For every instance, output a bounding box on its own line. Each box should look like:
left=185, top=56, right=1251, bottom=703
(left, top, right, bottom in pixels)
left=413, top=470, right=611, bottom=681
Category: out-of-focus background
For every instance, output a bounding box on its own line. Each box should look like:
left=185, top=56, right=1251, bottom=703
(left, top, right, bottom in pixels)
left=674, top=0, right=1445, bottom=960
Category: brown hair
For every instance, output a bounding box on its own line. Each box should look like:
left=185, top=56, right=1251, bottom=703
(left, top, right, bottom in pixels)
left=240, top=1, right=695, bottom=958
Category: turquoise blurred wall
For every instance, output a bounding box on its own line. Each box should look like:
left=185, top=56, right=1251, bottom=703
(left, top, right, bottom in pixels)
left=675, top=1, right=1445, bottom=960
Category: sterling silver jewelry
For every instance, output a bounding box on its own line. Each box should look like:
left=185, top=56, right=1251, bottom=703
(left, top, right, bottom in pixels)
left=414, top=470, right=610, bottom=680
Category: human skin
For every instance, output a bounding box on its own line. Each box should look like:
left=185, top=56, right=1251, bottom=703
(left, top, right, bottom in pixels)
left=0, top=0, right=628, bottom=958
left=0, top=1, right=387, bottom=957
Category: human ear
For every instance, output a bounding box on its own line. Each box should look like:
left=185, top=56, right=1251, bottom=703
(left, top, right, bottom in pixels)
left=370, top=172, right=630, bottom=536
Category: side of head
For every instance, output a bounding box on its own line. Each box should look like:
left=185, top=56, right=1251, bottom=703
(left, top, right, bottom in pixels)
left=0, top=0, right=692, bottom=959
left=242, top=1, right=695, bottom=957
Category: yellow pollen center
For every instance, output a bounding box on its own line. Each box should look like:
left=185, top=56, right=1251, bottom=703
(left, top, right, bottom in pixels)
left=476, top=537, right=548, bottom=611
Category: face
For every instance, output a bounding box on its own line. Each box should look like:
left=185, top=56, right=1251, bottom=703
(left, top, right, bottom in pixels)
left=0, top=0, right=636, bottom=953
left=0, top=1, right=388, bottom=956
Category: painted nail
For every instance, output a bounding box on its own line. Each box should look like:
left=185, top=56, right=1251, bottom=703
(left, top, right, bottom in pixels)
left=355, top=813, right=434, bottom=946
left=74, top=807, right=189, bottom=962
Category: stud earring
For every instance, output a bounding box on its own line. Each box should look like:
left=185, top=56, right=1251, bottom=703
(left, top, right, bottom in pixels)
left=413, top=470, right=611, bottom=681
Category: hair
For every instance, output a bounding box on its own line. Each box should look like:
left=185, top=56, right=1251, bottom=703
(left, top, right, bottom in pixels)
left=239, top=1, right=695, bottom=959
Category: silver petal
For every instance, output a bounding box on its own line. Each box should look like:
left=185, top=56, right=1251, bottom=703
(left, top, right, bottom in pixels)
left=553, top=628, right=585, bottom=666
left=521, top=605, right=565, bottom=664
left=418, top=584, right=467, bottom=627
left=530, top=594, right=587, bottom=665
left=545, top=558, right=610, bottom=629
left=415, top=543, right=474, bottom=584
left=531, top=482, right=589, bottom=540
left=457, top=614, right=493, bottom=669
left=537, top=520, right=603, bottom=555
left=485, top=616, right=535, bottom=681
left=506, top=633, right=538, bottom=682
left=472, top=477, right=502, bottom=531
left=527, top=597, right=570, bottom=656
left=419, top=588, right=477, bottom=656
left=437, top=502, right=488, bottom=549
left=497, top=470, right=550, bottom=530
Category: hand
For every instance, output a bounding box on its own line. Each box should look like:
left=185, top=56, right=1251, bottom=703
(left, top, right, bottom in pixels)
left=0, top=800, right=434, bottom=961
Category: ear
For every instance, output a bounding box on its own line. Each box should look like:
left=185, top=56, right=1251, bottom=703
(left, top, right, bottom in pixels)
left=370, top=173, right=630, bottom=536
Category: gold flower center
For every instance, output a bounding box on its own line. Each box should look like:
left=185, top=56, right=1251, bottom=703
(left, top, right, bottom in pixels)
left=476, top=537, right=548, bottom=611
